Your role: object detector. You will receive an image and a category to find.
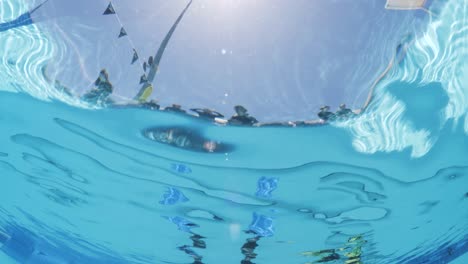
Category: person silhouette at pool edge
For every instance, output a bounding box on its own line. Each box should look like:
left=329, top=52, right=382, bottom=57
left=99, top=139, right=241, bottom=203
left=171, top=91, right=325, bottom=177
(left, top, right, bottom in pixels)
left=82, top=69, right=114, bottom=105
left=317, top=106, right=336, bottom=122
left=335, top=104, right=354, bottom=118
left=228, top=105, right=258, bottom=126
left=190, top=108, right=224, bottom=121
left=164, top=104, right=186, bottom=113
left=140, top=99, right=160, bottom=110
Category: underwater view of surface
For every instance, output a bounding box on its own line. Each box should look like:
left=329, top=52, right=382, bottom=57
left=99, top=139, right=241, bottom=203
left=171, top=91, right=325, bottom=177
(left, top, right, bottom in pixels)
left=0, top=0, right=467, bottom=263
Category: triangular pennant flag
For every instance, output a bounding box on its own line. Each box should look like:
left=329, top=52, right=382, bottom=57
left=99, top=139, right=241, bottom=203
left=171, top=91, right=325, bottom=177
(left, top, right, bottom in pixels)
left=148, top=56, right=154, bottom=67
left=131, top=49, right=139, bottom=64
left=118, top=27, right=127, bottom=38
left=103, top=2, right=116, bottom=15
left=139, top=74, right=148, bottom=84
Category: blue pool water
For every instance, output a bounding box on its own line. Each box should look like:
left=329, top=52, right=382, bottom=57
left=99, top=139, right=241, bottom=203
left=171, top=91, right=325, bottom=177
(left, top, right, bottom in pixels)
left=1, top=0, right=467, bottom=263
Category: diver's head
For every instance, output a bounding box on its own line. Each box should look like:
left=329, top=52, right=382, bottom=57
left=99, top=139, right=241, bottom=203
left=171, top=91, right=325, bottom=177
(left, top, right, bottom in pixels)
left=339, top=104, right=346, bottom=109
left=203, top=141, right=217, bottom=152
left=99, top=69, right=109, bottom=81
left=234, top=105, right=248, bottom=116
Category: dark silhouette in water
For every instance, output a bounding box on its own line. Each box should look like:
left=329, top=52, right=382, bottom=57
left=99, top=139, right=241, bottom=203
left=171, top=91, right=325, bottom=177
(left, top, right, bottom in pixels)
left=142, top=126, right=234, bottom=153
left=177, top=233, right=207, bottom=264
left=0, top=0, right=49, bottom=33
left=241, top=236, right=260, bottom=264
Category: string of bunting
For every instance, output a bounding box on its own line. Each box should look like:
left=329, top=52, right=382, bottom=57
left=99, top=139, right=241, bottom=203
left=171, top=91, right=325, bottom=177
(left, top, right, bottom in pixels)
left=103, top=2, right=135, bottom=63
left=102, top=1, right=193, bottom=101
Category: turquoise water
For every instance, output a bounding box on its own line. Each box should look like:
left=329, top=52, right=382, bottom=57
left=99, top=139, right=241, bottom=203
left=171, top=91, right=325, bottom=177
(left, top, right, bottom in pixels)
left=1, top=0, right=468, bottom=263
